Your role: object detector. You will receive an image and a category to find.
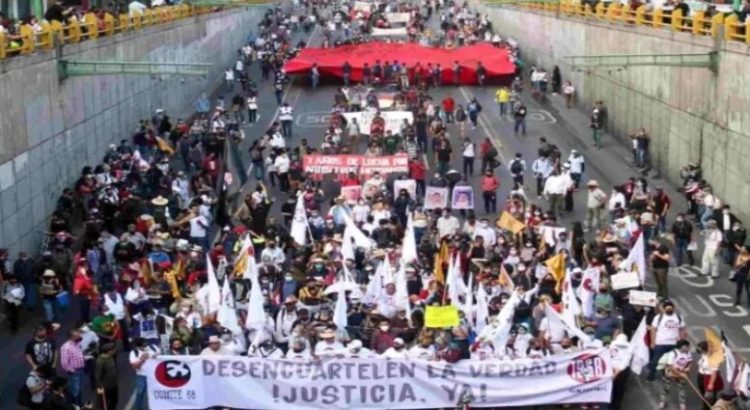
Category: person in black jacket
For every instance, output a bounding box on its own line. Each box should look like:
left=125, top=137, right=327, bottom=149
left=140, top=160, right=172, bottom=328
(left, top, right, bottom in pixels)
left=671, top=213, right=694, bottom=266
left=724, top=221, right=747, bottom=265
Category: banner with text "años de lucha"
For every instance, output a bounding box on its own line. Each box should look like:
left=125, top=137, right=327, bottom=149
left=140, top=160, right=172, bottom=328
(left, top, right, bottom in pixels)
left=144, top=350, right=613, bottom=410
left=303, top=154, right=408, bottom=176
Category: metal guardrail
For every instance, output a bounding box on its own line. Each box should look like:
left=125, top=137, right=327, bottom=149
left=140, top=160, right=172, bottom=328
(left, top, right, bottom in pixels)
left=485, top=0, right=750, bottom=44
left=0, top=1, right=271, bottom=61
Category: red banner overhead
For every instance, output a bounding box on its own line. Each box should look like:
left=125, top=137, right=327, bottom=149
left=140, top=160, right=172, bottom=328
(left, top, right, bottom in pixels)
left=283, top=42, right=516, bottom=85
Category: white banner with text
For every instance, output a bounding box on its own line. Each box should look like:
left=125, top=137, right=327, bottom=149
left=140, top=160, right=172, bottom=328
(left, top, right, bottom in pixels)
left=144, top=350, right=613, bottom=409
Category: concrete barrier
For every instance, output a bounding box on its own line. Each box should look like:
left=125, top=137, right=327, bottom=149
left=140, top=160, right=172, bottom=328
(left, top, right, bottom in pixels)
left=480, top=4, right=750, bottom=220
left=0, top=6, right=268, bottom=255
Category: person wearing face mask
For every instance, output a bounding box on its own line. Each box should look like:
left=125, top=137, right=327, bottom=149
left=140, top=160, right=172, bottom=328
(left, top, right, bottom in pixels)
left=371, top=318, right=396, bottom=354
left=130, top=337, right=160, bottom=409
left=275, top=296, right=298, bottom=351
left=671, top=213, right=695, bottom=267
left=474, top=218, right=496, bottom=247
left=176, top=301, right=202, bottom=330
left=59, top=329, right=86, bottom=406
left=702, top=220, right=724, bottom=279
left=381, top=337, right=409, bottom=359
left=345, top=339, right=376, bottom=358
left=284, top=338, right=312, bottom=361
left=260, top=241, right=286, bottom=269
left=437, top=209, right=460, bottom=238
left=724, top=220, right=747, bottom=265
left=131, top=308, right=159, bottom=346
left=253, top=338, right=284, bottom=359
left=647, top=300, right=687, bottom=381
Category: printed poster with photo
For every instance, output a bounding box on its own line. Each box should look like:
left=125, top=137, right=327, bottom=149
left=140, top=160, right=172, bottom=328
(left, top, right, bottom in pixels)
left=451, top=186, right=474, bottom=210
left=424, top=187, right=449, bottom=210
left=393, top=179, right=417, bottom=199
left=341, top=185, right=363, bottom=204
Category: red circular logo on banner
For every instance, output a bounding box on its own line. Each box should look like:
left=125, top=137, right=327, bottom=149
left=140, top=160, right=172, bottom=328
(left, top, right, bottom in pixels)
left=567, top=353, right=607, bottom=383
left=154, top=360, right=192, bottom=388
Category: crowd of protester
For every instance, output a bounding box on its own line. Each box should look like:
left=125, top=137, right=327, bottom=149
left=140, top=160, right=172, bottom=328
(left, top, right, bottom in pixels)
left=2, top=1, right=750, bottom=410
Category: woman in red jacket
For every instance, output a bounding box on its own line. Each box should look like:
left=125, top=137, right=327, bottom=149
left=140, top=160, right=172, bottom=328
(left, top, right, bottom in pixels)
left=73, top=259, right=96, bottom=323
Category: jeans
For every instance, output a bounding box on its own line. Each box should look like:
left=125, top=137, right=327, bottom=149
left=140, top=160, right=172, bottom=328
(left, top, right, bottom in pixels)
left=735, top=272, right=750, bottom=305
left=462, top=156, right=474, bottom=176
left=23, top=283, right=38, bottom=310
left=275, top=91, right=283, bottom=105
left=190, top=235, right=209, bottom=252
left=281, top=120, right=293, bottom=138
left=43, top=298, right=59, bottom=322
left=77, top=295, right=91, bottom=323
left=248, top=109, right=258, bottom=123
left=311, top=75, right=319, bottom=89
left=445, top=110, right=454, bottom=124
left=700, top=207, right=714, bottom=229
left=252, top=161, right=265, bottom=180
left=134, top=375, right=148, bottom=410
left=499, top=102, right=507, bottom=116
left=67, top=370, right=84, bottom=406
left=343, top=73, right=350, bottom=87
left=483, top=191, right=497, bottom=214
left=225, top=79, right=234, bottom=92
left=648, top=344, right=676, bottom=380
left=674, top=237, right=692, bottom=266
left=469, top=113, right=478, bottom=128
left=514, top=118, right=526, bottom=134
left=437, top=160, right=449, bottom=175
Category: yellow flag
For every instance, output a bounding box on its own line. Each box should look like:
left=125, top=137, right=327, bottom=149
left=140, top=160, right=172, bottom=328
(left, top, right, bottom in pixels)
left=155, top=136, right=175, bottom=155
left=498, top=264, right=513, bottom=288
left=140, top=259, right=153, bottom=287
left=498, top=211, right=526, bottom=235
left=424, top=305, right=460, bottom=328
left=434, top=241, right=449, bottom=285
left=705, top=328, right=725, bottom=368
left=544, top=252, right=567, bottom=294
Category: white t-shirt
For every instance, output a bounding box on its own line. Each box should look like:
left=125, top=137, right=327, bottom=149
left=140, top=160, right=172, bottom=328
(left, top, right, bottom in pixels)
left=651, top=313, right=685, bottom=346
left=381, top=347, right=409, bottom=359
left=189, top=215, right=208, bottom=238
left=274, top=155, right=290, bottom=173
left=130, top=346, right=160, bottom=376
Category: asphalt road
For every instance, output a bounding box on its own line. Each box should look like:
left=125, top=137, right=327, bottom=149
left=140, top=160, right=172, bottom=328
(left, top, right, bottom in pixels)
left=2, top=7, right=747, bottom=410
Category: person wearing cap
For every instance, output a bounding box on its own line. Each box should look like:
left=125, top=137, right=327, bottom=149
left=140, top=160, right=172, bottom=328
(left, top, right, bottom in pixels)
left=201, top=335, right=230, bottom=356
left=585, top=180, right=607, bottom=233
left=314, top=328, right=344, bottom=356
left=702, top=220, right=723, bottom=278
left=345, top=339, right=376, bottom=359
left=657, top=339, right=693, bottom=410
left=381, top=337, right=408, bottom=359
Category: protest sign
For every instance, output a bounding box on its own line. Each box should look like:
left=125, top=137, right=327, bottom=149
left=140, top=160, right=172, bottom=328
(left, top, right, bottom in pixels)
left=424, top=305, right=460, bottom=328
left=628, top=290, right=658, bottom=307
left=393, top=179, right=417, bottom=199
left=303, top=155, right=408, bottom=176
left=451, top=186, right=474, bottom=210
left=341, top=186, right=362, bottom=204
left=342, top=111, right=413, bottom=136
left=424, top=187, right=449, bottom=210
left=385, top=12, right=410, bottom=24
left=145, top=350, right=613, bottom=409
left=371, top=27, right=409, bottom=37
left=610, top=271, right=641, bottom=290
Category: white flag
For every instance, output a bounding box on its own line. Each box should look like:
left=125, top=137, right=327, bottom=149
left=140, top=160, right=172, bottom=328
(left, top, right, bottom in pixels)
left=462, top=272, right=474, bottom=327
left=343, top=213, right=375, bottom=250
left=206, top=256, right=222, bottom=314
left=341, top=227, right=355, bottom=261
left=362, top=261, right=384, bottom=305
left=628, top=317, right=650, bottom=375
left=724, top=340, right=737, bottom=383
left=446, top=256, right=468, bottom=307
left=622, top=233, right=647, bottom=284
left=545, top=302, right=589, bottom=343
left=244, top=267, right=266, bottom=331
left=561, top=273, right=581, bottom=329
left=290, top=194, right=309, bottom=246
left=401, top=211, right=418, bottom=262
left=217, top=278, right=240, bottom=333
left=475, top=284, right=489, bottom=335
left=394, top=260, right=412, bottom=321
left=333, top=289, right=348, bottom=330
left=735, top=362, right=750, bottom=397
left=579, top=267, right=601, bottom=318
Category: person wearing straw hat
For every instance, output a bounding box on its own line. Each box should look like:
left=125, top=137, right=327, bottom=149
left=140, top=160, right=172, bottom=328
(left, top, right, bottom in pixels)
left=201, top=335, right=230, bottom=356
left=314, top=329, right=344, bottom=356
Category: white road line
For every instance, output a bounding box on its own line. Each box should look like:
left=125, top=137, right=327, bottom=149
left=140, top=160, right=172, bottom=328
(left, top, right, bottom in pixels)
left=457, top=87, right=508, bottom=164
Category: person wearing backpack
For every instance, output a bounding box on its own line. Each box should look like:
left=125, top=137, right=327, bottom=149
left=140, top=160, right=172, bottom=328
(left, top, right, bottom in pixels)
left=657, top=339, right=693, bottom=410
left=514, top=102, right=528, bottom=136
left=508, top=153, right=526, bottom=187
left=20, top=363, right=54, bottom=409
left=647, top=300, right=687, bottom=382
left=467, top=98, right=482, bottom=129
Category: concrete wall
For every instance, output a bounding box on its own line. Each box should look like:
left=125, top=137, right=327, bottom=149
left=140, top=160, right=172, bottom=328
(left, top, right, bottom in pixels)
left=0, top=6, right=267, bottom=255
left=480, top=4, right=750, bottom=220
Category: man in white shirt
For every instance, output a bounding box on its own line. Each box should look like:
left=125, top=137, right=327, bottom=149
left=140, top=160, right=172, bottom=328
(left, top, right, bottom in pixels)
left=274, top=150, right=291, bottom=192
left=201, top=335, right=231, bottom=356
left=701, top=220, right=723, bottom=278
left=279, top=103, right=294, bottom=138
left=260, top=241, right=285, bottom=269
left=171, top=171, right=190, bottom=209
left=543, top=171, right=570, bottom=217
left=473, top=219, right=496, bottom=247
left=647, top=300, right=686, bottom=381
left=568, top=149, right=585, bottom=189
left=189, top=213, right=210, bottom=251
left=224, top=68, right=235, bottom=92
left=130, top=337, right=160, bottom=409
left=346, top=340, right=377, bottom=358
left=437, top=209, right=460, bottom=238
left=585, top=180, right=608, bottom=232
left=382, top=338, right=409, bottom=358
left=532, top=155, right=553, bottom=198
